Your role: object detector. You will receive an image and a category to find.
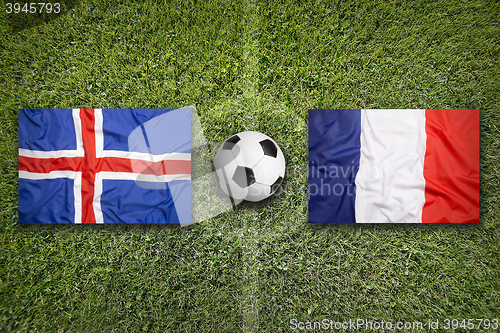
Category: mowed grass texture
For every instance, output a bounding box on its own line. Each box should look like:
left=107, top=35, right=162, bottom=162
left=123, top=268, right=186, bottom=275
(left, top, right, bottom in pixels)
left=0, top=0, right=499, bottom=331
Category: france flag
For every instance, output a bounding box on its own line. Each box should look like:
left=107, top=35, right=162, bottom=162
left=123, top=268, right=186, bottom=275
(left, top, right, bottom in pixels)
left=308, top=109, right=480, bottom=223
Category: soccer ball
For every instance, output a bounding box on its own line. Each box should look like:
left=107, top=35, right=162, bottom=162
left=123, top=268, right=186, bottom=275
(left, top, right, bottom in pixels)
left=214, top=131, right=285, bottom=202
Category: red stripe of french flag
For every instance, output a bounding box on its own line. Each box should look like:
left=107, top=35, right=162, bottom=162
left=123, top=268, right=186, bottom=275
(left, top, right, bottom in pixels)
left=422, top=109, right=480, bottom=223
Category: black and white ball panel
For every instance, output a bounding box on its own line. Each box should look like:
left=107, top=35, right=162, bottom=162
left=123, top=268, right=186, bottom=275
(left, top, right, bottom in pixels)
left=232, top=166, right=256, bottom=188
left=233, top=139, right=264, bottom=168
left=215, top=159, right=248, bottom=200
left=271, top=176, right=283, bottom=194
left=222, top=134, right=241, bottom=150
left=252, top=154, right=284, bottom=186
left=213, top=149, right=235, bottom=171
left=259, top=139, right=278, bottom=158
left=246, top=182, right=271, bottom=202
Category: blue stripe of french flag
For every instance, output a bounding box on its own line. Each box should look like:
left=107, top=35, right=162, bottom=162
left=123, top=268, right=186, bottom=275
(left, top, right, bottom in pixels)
left=308, top=109, right=480, bottom=223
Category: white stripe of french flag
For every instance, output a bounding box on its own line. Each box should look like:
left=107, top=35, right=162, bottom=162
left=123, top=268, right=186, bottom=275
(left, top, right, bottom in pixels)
left=308, top=109, right=480, bottom=223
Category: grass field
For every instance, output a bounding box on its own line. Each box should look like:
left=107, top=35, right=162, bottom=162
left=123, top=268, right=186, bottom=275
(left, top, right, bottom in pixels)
left=1, top=0, right=499, bottom=331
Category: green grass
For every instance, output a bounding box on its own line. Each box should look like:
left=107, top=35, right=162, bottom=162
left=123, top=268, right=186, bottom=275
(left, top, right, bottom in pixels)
left=1, top=0, right=499, bottom=331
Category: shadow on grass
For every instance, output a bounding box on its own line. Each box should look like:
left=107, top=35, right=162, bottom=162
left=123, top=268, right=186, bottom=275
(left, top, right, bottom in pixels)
left=16, top=223, right=193, bottom=235
left=5, top=0, right=80, bottom=33
left=307, top=222, right=482, bottom=233
left=19, top=222, right=188, bottom=229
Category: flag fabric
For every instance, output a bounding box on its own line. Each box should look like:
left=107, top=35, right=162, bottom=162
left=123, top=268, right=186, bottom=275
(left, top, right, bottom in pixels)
left=308, top=109, right=480, bottom=223
left=19, top=108, right=191, bottom=224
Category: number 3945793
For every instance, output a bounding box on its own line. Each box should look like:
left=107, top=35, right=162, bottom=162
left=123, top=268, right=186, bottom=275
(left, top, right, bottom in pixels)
left=6, top=3, right=61, bottom=14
